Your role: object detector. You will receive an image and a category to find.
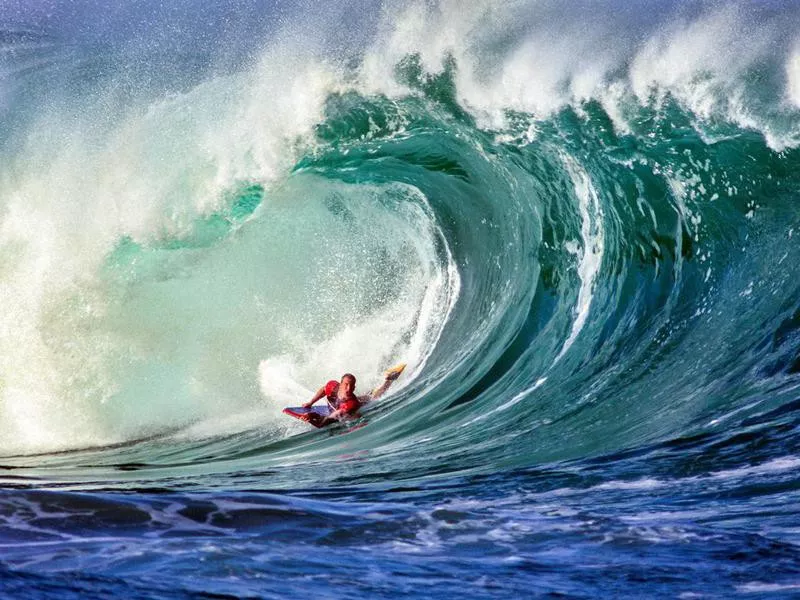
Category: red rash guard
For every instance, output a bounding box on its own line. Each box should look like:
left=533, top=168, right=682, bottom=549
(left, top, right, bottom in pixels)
left=324, top=380, right=361, bottom=415
left=324, top=380, right=339, bottom=399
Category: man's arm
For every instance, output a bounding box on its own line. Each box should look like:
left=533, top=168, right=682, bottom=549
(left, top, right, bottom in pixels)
left=315, top=407, right=346, bottom=427
left=303, top=386, right=327, bottom=408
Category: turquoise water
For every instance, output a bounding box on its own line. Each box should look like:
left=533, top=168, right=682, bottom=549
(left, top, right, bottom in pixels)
left=1, top=2, right=800, bottom=597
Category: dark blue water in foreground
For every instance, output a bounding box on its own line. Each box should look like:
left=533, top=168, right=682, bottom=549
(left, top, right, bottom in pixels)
left=1, top=1, right=800, bottom=598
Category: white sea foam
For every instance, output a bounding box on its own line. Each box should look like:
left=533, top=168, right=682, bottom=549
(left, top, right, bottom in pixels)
left=361, top=1, right=800, bottom=149
left=706, top=456, right=800, bottom=481
left=591, top=478, right=666, bottom=492
left=737, top=582, right=800, bottom=594
left=554, top=155, right=605, bottom=362
left=789, top=43, right=800, bottom=109
left=0, top=32, right=358, bottom=454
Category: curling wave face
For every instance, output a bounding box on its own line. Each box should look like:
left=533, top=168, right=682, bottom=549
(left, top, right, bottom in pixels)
left=0, top=0, right=798, bottom=488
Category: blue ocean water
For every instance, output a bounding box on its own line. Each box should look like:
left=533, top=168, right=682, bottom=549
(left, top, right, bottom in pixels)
left=1, top=1, right=800, bottom=598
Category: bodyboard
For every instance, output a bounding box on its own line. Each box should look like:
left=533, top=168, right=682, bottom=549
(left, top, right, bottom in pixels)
left=282, top=405, right=332, bottom=428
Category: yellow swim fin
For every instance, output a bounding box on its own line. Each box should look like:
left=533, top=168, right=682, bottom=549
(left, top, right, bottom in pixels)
left=383, top=363, right=406, bottom=381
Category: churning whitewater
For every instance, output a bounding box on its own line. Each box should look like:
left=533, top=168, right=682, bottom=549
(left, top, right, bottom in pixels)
left=1, top=1, right=799, bottom=598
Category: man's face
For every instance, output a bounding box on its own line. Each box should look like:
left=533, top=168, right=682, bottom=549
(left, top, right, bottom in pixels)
left=340, top=376, right=356, bottom=395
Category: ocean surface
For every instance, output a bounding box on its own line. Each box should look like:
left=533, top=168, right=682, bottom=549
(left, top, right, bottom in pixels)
left=1, top=1, right=800, bottom=598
